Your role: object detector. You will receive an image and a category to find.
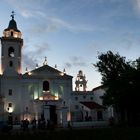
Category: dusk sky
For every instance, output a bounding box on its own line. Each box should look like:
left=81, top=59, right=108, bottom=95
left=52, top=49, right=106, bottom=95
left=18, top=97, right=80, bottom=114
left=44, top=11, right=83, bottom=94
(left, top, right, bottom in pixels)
left=0, top=0, right=140, bottom=90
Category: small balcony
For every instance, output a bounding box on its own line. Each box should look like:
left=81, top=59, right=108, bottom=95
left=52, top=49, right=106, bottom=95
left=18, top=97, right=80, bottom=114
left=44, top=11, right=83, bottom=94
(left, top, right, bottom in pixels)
left=38, top=91, right=59, bottom=101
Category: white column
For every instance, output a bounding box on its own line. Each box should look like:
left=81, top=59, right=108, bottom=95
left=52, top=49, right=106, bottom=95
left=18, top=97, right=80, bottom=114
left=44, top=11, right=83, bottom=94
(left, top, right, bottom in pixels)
left=62, top=106, right=68, bottom=128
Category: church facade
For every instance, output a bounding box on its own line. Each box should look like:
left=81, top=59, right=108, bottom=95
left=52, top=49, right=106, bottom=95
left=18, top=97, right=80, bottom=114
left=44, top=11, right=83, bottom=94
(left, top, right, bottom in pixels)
left=0, top=14, right=112, bottom=127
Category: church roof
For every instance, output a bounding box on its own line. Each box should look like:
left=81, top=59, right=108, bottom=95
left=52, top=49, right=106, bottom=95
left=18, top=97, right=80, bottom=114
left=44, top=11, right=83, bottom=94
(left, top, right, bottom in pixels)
left=4, top=18, right=20, bottom=32
left=92, top=85, right=105, bottom=91
left=23, top=64, right=73, bottom=79
left=80, top=101, right=105, bottom=109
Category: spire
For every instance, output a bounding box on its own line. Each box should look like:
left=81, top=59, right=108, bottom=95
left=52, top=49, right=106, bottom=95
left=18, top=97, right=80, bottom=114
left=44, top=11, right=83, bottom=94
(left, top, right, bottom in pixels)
left=25, top=67, right=28, bottom=72
left=54, top=64, right=57, bottom=69
left=63, top=68, right=66, bottom=74
left=43, top=57, right=48, bottom=65
left=36, top=63, right=39, bottom=69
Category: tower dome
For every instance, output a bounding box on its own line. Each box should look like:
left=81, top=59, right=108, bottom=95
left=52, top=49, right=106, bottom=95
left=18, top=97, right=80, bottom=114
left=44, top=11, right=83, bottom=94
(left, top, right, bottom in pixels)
left=5, top=18, right=20, bottom=32
left=3, top=11, right=22, bottom=38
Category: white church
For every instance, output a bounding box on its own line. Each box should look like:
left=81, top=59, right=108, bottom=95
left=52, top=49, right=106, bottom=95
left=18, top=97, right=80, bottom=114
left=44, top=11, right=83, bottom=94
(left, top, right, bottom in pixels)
left=0, top=13, right=112, bottom=127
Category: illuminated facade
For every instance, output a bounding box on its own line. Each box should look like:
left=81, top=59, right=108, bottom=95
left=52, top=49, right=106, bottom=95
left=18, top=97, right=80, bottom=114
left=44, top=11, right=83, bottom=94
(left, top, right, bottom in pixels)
left=0, top=13, right=112, bottom=127
left=0, top=13, right=72, bottom=126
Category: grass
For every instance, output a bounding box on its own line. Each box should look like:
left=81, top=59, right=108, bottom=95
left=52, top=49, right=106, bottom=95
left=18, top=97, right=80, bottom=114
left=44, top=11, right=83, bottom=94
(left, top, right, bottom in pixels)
left=0, top=127, right=140, bottom=140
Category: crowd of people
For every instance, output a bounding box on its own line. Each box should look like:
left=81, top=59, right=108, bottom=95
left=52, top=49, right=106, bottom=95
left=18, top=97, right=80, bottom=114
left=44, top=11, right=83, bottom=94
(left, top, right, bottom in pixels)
left=20, top=117, right=55, bottom=131
left=5, top=115, right=56, bottom=132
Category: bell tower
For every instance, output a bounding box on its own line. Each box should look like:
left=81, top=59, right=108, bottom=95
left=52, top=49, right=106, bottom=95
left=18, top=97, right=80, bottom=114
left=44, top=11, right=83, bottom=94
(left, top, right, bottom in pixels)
left=0, top=11, right=23, bottom=75
left=75, top=70, right=87, bottom=91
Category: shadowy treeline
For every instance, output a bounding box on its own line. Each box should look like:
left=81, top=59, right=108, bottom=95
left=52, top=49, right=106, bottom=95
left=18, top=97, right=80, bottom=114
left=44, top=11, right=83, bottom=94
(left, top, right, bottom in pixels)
left=94, top=51, right=140, bottom=127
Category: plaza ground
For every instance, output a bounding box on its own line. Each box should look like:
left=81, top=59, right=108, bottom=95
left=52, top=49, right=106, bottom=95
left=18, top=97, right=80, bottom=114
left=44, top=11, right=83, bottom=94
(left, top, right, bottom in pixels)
left=0, top=127, right=140, bottom=140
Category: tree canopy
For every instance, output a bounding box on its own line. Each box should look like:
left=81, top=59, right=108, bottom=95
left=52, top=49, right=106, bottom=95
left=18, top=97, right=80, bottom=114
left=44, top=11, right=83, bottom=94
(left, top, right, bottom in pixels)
left=94, top=51, right=140, bottom=125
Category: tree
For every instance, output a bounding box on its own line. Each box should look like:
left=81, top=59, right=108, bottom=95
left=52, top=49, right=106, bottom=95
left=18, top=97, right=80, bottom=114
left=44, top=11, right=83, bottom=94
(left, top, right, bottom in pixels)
left=94, top=51, right=140, bottom=126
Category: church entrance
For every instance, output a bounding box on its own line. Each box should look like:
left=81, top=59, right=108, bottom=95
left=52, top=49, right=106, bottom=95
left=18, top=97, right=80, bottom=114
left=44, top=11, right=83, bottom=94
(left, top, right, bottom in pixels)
left=49, top=105, right=57, bottom=125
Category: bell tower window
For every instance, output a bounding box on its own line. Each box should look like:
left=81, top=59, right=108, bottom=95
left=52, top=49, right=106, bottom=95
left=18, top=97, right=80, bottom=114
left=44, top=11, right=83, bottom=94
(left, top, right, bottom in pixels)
left=9, top=89, right=12, bottom=96
left=11, top=31, right=13, bottom=37
left=8, top=47, right=15, bottom=57
left=43, top=81, right=49, bottom=91
left=9, top=61, right=13, bottom=67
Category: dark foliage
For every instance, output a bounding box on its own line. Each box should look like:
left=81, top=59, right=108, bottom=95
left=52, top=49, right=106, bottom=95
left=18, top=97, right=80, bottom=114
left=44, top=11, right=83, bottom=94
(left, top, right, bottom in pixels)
left=94, top=51, right=140, bottom=126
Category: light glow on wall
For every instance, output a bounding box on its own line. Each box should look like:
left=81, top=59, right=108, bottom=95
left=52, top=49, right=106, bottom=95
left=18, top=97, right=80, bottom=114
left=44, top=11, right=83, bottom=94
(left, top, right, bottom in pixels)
left=14, top=32, right=18, bottom=38
left=55, top=93, right=59, bottom=100
left=7, top=107, right=13, bottom=113
left=67, top=111, right=71, bottom=122
left=39, top=96, right=43, bottom=100
left=28, top=71, right=32, bottom=75
left=60, top=72, right=64, bottom=76
left=0, top=68, right=3, bottom=75
left=23, top=114, right=31, bottom=122
left=34, top=91, right=38, bottom=100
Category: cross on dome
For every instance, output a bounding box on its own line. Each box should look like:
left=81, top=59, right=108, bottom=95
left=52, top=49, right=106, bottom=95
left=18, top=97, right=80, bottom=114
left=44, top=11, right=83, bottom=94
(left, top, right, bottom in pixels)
left=43, top=57, right=48, bottom=65
left=11, top=11, right=15, bottom=19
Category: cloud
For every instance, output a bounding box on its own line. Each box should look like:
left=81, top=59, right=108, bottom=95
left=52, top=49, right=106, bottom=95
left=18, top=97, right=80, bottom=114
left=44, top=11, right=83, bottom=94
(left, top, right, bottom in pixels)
left=24, top=42, right=50, bottom=56
left=20, top=10, right=34, bottom=18
left=65, top=62, right=72, bottom=68
left=22, top=42, right=50, bottom=70
left=134, top=0, right=140, bottom=9
left=6, top=0, right=94, bottom=33
left=10, top=0, right=125, bottom=35
left=119, top=37, right=133, bottom=50
left=45, top=16, right=94, bottom=33
left=89, top=42, right=99, bottom=51
left=22, top=54, right=36, bottom=70
left=27, top=11, right=94, bottom=33
left=34, top=43, right=50, bottom=55
left=116, top=32, right=134, bottom=51
left=132, top=0, right=140, bottom=13
left=64, top=56, right=87, bottom=69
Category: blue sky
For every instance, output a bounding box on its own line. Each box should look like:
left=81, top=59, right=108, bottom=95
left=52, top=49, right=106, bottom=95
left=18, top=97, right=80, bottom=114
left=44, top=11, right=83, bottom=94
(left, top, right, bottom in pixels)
left=0, top=0, right=140, bottom=90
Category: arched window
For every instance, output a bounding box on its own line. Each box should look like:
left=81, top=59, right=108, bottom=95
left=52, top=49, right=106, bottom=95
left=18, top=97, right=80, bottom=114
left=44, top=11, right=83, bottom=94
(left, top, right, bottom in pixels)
left=8, top=103, right=12, bottom=107
left=8, top=47, right=15, bottom=57
left=43, top=81, right=49, bottom=91
left=11, top=31, right=13, bottom=37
